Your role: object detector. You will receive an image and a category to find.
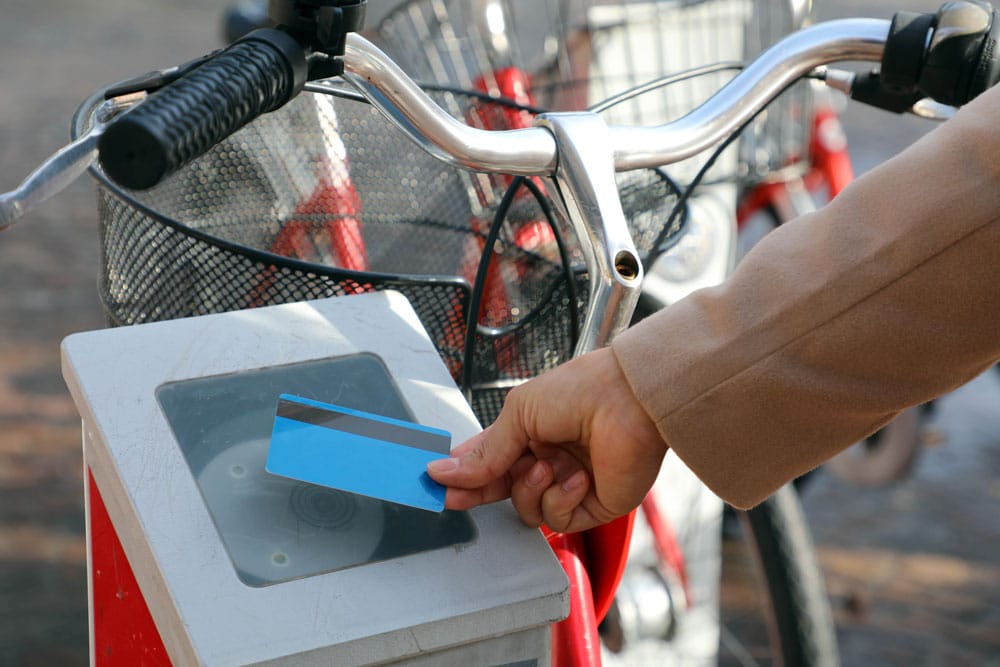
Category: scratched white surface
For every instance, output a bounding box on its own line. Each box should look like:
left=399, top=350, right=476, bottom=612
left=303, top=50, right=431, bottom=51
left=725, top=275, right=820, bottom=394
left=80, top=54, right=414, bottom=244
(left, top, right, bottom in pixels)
left=62, top=291, right=568, bottom=666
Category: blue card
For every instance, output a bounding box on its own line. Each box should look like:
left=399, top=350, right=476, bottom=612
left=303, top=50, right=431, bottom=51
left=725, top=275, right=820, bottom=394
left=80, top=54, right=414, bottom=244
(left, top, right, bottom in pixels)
left=265, top=394, right=450, bottom=512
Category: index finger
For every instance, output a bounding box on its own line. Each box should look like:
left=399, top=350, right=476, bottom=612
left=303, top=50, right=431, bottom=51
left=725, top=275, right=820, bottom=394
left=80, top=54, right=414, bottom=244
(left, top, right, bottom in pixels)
left=427, top=414, right=530, bottom=490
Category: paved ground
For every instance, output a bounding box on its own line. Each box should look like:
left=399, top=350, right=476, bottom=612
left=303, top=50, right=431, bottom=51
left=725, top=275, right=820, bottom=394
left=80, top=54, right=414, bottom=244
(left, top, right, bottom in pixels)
left=0, top=1, right=997, bottom=665
left=803, top=374, right=1000, bottom=666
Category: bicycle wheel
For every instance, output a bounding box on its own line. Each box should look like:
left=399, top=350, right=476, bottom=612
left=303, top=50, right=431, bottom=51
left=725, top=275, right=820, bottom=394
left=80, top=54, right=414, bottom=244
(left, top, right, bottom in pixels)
left=825, top=405, right=923, bottom=485
left=725, top=487, right=839, bottom=666
left=603, top=453, right=838, bottom=667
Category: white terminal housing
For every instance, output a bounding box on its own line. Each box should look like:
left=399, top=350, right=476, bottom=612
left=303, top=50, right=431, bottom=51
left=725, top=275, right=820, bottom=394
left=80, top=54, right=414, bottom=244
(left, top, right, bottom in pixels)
left=62, top=291, right=568, bottom=666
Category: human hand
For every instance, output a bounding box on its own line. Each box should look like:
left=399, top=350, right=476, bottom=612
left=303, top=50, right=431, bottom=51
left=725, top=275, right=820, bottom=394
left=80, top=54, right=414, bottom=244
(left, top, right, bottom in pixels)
left=427, top=347, right=668, bottom=532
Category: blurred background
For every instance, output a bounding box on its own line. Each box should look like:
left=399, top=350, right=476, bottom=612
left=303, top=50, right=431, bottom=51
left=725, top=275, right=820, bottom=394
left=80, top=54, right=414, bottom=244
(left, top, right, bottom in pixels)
left=0, top=0, right=997, bottom=665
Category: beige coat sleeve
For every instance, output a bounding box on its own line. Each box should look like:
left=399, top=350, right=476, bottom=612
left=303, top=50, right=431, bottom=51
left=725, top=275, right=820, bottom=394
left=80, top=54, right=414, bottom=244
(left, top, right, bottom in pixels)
left=611, top=83, right=1000, bottom=509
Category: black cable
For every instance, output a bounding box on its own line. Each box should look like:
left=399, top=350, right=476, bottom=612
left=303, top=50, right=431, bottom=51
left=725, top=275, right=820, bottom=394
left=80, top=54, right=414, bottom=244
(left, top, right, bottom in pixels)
left=643, top=78, right=802, bottom=268
left=641, top=166, right=689, bottom=257
left=459, top=176, right=580, bottom=398
left=587, top=62, right=745, bottom=114
left=520, top=175, right=581, bottom=351
left=459, top=180, right=523, bottom=398
left=416, top=82, right=551, bottom=115
left=305, top=79, right=550, bottom=114
left=644, top=118, right=746, bottom=269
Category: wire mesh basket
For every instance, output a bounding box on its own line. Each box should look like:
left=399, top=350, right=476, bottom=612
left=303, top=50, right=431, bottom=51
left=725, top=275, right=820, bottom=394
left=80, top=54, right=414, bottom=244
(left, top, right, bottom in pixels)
left=76, top=0, right=810, bottom=426
left=376, top=0, right=814, bottom=183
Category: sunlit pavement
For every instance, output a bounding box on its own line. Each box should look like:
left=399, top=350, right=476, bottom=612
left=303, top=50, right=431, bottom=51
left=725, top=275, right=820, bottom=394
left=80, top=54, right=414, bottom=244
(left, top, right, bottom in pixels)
left=802, top=370, right=1000, bottom=665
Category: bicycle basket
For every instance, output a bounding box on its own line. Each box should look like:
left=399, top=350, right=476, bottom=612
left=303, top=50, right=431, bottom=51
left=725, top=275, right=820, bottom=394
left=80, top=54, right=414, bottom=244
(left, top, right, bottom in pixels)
left=377, top=0, right=814, bottom=185
left=74, top=81, right=682, bottom=426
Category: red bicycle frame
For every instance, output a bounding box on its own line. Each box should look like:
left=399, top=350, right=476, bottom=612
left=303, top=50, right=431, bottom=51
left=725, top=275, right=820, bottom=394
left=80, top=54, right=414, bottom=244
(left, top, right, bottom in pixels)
left=737, top=101, right=853, bottom=226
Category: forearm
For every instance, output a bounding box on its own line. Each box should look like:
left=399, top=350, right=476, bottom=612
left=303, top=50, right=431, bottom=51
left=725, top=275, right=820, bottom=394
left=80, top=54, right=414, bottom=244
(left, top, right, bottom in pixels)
left=612, top=85, right=1000, bottom=508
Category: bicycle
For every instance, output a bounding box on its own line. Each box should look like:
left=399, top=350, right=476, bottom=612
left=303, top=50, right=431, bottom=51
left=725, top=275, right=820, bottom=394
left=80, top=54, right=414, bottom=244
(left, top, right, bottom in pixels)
left=371, top=1, right=834, bottom=663
left=1, top=0, right=995, bottom=665
left=372, top=0, right=928, bottom=495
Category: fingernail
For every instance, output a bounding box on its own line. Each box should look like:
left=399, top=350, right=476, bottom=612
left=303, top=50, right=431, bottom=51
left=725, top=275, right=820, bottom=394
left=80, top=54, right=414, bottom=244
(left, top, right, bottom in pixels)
left=526, top=462, right=547, bottom=487
left=428, top=457, right=460, bottom=473
left=562, top=471, right=586, bottom=492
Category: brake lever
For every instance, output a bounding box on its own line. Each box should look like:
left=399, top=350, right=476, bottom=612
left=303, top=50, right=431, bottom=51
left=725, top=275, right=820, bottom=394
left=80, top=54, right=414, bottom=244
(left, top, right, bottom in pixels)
left=910, top=98, right=957, bottom=120
left=103, top=51, right=221, bottom=99
left=0, top=94, right=143, bottom=231
left=823, top=68, right=957, bottom=120
left=1, top=46, right=238, bottom=230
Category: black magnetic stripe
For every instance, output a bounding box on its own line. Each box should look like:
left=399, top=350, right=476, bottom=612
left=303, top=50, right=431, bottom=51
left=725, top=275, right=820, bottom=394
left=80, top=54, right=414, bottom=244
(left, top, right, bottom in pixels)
left=276, top=400, right=449, bottom=453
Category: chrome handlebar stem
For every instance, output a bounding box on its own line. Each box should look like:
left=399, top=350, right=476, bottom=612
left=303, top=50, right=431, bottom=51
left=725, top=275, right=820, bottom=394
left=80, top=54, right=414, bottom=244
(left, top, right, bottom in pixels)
left=536, top=113, right=644, bottom=354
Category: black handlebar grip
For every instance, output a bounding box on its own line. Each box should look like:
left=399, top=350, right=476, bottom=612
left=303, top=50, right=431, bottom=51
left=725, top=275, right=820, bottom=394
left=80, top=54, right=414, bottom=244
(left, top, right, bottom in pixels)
left=919, top=1, right=1000, bottom=106
left=881, top=11, right=936, bottom=92
left=98, top=29, right=307, bottom=190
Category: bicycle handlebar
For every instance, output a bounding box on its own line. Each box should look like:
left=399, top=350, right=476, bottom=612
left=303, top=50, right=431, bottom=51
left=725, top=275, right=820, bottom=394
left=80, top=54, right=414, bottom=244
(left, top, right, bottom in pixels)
left=97, top=29, right=307, bottom=190
left=344, top=1, right=1000, bottom=173
left=99, top=19, right=892, bottom=188
left=337, top=19, right=889, bottom=174
left=93, top=2, right=1000, bottom=191
left=5, top=3, right=1000, bottom=225
left=610, top=19, right=887, bottom=170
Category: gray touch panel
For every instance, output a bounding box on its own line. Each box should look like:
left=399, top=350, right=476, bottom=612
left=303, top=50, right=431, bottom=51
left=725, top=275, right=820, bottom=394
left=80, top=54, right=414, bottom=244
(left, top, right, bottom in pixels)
left=156, top=354, right=476, bottom=586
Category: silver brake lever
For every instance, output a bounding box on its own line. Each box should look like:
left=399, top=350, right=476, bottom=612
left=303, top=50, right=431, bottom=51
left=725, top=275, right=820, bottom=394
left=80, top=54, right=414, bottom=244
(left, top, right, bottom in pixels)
left=910, top=98, right=956, bottom=120
left=823, top=67, right=956, bottom=121
left=0, top=94, right=143, bottom=231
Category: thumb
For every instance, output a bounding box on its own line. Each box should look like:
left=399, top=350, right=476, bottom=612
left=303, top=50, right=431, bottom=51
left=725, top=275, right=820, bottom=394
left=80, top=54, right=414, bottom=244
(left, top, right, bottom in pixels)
left=428, top=418, right=526, bottom=489
left=427, top=383, right=530, bottom=491
left=424, top=428, right=520, bottom=510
